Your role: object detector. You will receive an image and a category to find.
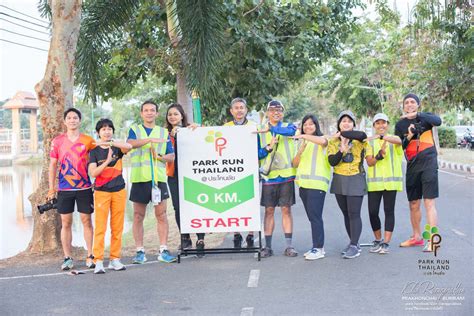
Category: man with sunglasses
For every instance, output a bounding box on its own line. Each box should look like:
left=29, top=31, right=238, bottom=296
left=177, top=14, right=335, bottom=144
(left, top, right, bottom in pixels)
left=258, top=100, right=297, bottom=258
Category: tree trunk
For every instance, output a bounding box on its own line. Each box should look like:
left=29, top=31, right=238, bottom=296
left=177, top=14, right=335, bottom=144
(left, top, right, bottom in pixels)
left=176, top=69, right=193, bottom=122
left=164, top=0, right=193, bottom=121
left=27, top=0, right=83, bottom=254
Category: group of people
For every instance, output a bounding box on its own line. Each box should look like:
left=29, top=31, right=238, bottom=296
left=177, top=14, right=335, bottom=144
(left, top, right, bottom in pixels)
left=46, top=92, right=441, bottom=273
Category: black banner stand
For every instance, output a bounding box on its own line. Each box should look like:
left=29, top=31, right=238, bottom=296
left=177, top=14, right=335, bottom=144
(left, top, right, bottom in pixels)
left=177, top=231, right=262, bottom=263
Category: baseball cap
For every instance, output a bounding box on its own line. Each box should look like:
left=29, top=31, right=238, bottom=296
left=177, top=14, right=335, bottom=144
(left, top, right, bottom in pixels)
left=267, top=100, right=285, bottom=111
left=373, top=113, right=389, bottom=125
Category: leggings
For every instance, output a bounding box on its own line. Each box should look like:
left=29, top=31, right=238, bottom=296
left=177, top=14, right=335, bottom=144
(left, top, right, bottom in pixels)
left=367, top=190, right=396, bottom=232
left=299, top=188, right=326, bottom=249
left=168, top=175, right=205, bottom=240
left=335, top=194, right=363, bottom=246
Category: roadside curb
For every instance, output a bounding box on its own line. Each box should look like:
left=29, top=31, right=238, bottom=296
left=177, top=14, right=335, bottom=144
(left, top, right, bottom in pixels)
left=438, top=159, right=474, bottom=174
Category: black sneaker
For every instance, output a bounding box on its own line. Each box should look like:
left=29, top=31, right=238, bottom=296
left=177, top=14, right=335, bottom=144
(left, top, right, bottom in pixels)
left=233, top=234, right=243, bottom=248
left=260, top=247, right=273, bottom=258
left=246, top=234, right=254, bottom=248
left=181, top=237, right=192, bottom=250
left=196, top=240, right=205, bottom=258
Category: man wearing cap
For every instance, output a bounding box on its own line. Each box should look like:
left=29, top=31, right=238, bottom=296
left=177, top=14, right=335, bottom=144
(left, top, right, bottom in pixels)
left=258, top=100, right=298, bottom=258
left=365, top=113, right=403, bottom=254
left=395, top=93, right=442, bottom=252
left=224, top=98, right=273, bottom=248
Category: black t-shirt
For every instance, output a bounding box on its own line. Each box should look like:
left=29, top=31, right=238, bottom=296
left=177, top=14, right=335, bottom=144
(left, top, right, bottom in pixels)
left=395, top=112, right=441, bottom=173
left=89, top=146, right=125, bottom=192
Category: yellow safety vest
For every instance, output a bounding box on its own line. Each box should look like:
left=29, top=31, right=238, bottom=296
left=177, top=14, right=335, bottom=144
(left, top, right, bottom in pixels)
left=129, top=124, right=168, bottom=183
left=223, top=120, right=255, bottom=126
left=367, top=137, right=403, bottom=192
left=259, top=123, right=296, bottom=179
left=296, top=142, right=331, bottom=192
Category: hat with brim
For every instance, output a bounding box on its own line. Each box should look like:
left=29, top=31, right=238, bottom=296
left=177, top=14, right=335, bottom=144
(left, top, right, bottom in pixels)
left=267, top=100, right=285, bottom=111
left=337, top=110, right=356, bottom=131
left=373, top=113, right=389, bottom=125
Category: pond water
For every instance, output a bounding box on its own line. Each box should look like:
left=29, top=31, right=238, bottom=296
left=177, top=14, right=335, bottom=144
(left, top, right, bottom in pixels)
left=0, top=164, right=134, bottom=259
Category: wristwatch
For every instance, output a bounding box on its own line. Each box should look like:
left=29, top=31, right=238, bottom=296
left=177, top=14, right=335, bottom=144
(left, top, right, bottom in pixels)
left=265, top=145, right=273, bottom=153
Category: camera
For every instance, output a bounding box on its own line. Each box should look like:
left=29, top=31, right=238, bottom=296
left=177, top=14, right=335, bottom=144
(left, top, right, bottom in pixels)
left=37, top=198, right=58, bottom=214
left=409, top=121, right=425, bottom=135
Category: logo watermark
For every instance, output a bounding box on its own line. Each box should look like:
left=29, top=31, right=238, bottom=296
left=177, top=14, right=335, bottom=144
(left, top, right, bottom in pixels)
left=423, top=224, right=442, bottom=256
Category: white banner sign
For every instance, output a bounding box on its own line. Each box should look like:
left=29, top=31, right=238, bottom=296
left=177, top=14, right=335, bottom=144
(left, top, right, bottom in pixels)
left=177, top=125, right=261, bottom=233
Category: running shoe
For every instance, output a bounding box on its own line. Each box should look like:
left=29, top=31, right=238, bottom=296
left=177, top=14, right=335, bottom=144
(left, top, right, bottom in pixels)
left=246, top=234, right=254, bottom=248
left=369, top=240, right=383, bottom=253
left=158, top=250, right=177, bottom=263
left=233, top=234, right=243, bottom=248
left=400, top=237, right=424, bottom=247
left=260, top=247, right=273, bottom=258
left=305, top=248, right=325, bottom=260
left=304, top=248, right=326, bottom=257
left=94, top=260, right=106, bottom=274
left=341, top=243, right=361, bottom=255
left=379, top=243, right=390, bottom=254
left=86, top=255, right=95, bottom=269
left=196, top=240, right=205, bottom=258
left=284, top=246, right=298, bottom=257
left=181, top=237, right=192, bottom=250
left=132, top=250, right=147, bottom=264
left=61, top=257, right=74, bottom=271
left=343, top=245, right=360, bottom=259
left=108, top=258, right=126, bottom=271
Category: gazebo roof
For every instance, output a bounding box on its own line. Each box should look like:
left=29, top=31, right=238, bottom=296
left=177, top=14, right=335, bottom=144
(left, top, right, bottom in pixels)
left=3, top=91, right=39, bottom=110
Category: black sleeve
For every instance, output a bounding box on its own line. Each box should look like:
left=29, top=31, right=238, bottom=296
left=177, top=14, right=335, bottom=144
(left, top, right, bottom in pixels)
left=418, top=112, right=442, bottom=127
left=89, top=148, right=98, bottom=164
left=395, top=121, right=409, bottom=149
left=116, top=147, right=124, bottom=159
left=328, top=151, right=343, bottom=166
left=340, top=131, right=367, bottom=142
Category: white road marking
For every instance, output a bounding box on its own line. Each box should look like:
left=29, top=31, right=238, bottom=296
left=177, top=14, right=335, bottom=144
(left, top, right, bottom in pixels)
left=0, top=260, right=162, bottom=281
left=439, top=169, right=474, bottom=179
left=240, top=307, right=254, bottom=316
left=451, top=229, right=467, bottom=237
left=247, top=269, right=260, bottom=288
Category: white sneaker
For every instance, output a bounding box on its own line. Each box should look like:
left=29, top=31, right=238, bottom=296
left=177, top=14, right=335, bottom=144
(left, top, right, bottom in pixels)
left=94, top=260, right=106, bottom=274
left=305, top=249, right=325, bottom=260
left=108, top=258, right=126, bottom=271
left=304, top=248, right=325, bottom=257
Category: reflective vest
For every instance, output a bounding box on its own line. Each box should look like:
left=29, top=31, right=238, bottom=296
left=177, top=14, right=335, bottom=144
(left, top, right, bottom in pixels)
left=259, top=123, right=296, bottom=179
left=223, top=120, right=255, bottom=126
left=129, top=124, right=168, bottom=183
left=367, top=137, right=403, bottom=192
left=296, top=142, right=331, bottom=192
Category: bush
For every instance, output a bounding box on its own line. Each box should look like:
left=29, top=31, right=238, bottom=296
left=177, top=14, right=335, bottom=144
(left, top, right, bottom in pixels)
left=437, top=126, right=457, bottom=148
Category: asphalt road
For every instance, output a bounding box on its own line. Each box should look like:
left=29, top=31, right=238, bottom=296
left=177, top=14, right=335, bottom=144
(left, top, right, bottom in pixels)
left=0, top=167, right=472, bottom=315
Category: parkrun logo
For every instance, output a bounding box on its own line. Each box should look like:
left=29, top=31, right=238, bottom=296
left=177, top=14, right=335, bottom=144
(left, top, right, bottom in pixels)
left=205, top=130, right=227, bottom=156
left=423, top=224, right=441, bottom=256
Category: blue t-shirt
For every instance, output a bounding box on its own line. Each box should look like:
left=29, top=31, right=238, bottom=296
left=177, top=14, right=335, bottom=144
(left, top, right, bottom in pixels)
left=127, top=125, right=174, bottom=154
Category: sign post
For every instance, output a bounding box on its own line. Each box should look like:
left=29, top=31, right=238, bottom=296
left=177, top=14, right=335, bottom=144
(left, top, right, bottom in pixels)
left=177, top=125, right=261, bottom=261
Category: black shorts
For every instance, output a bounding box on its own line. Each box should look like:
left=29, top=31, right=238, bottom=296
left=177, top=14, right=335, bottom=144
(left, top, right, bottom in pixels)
left=130, top=181, right=169, bottom=204
left=57, top=189, right=94, bottom=214
left=260, top=181, right=296, bottom=207
left=405, top=168, right=439, bottom=201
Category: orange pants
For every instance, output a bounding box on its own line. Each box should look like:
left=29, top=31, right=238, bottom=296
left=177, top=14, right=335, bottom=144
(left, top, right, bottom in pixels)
left=93, top=189, right=126, bottom=261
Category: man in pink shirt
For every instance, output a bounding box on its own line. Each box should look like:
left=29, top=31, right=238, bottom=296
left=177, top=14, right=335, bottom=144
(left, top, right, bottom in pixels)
left=48, top=108, right=96, bottom=270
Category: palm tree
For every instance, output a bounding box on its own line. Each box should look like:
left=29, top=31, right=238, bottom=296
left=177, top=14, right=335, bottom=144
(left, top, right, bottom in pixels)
left=76, top=0, right=226, bottom=121
left=27, top=0, right=225, bottom=254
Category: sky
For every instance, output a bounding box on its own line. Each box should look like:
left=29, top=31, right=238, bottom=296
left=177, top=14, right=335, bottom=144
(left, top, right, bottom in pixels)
left=0, top=0, right=418, bottom=102
left=0, top=0, right=50, bottom=101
